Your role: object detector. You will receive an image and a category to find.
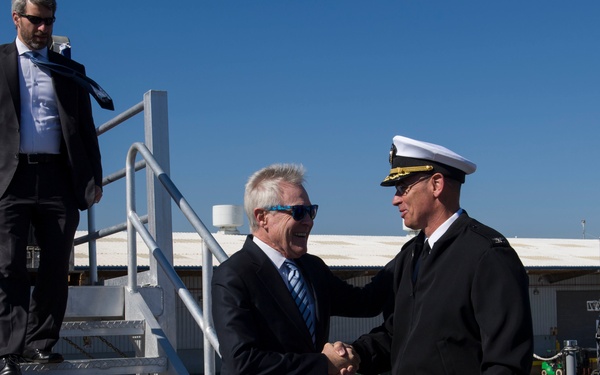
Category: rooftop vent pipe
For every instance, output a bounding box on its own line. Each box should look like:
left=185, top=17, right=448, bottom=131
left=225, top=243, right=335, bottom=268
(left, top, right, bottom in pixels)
left=213, top=205, right=244, bottom=235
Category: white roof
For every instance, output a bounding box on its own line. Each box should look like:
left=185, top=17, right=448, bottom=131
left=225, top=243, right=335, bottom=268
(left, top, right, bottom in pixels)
left=73, top=231, right=600, bottom=270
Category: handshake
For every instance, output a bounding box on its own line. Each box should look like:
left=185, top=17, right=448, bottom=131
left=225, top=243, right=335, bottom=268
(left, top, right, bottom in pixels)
left=322, top=342, right=360, bottom=375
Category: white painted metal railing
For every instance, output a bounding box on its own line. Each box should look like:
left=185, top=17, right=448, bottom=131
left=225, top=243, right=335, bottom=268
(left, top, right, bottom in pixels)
left=75, top=90, right=228, bottom=375
left=125, top=141, right=227, bottom=355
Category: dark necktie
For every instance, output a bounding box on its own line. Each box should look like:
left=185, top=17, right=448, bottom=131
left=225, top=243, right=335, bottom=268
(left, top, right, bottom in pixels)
left=23, top=51, right=114, bottom=111
left=412, top=239, right=431, bottom=283
left=284, top=260, right=315, bottom=344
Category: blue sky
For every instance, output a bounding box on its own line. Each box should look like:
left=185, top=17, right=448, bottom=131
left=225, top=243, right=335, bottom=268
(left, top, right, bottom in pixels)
left=4, top=1, right=599, bottom=239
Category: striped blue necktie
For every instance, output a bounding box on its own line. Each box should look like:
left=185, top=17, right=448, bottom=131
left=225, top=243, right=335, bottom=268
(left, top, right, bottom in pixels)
left=285, top=260, right=315, bottom=344
left=23, top=51, right=114, bottom=111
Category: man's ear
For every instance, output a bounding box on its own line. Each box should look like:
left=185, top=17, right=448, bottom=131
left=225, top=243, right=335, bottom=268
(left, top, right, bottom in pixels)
left=431, top=173, right=445, bottom=197
left=12, top=12, right=20, bottom=28
left=255, top=208, right=267, bottom=227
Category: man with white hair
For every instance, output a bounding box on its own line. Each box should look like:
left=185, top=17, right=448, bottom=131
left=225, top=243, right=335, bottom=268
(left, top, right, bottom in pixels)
left=212, top=163, right=393, bottom=375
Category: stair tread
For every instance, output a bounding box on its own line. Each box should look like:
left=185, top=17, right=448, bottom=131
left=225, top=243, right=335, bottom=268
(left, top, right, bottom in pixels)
left=60, top=319, right=145, bottom=337
left=62, top=319, right=144, bottom=327
left=21, top=357, right=167, bottom=374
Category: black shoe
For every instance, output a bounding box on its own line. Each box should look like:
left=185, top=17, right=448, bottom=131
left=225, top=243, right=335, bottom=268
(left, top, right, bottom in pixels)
left=0, top=355, right=21, bottom=375
left=22, top=349, right=63, bottom=364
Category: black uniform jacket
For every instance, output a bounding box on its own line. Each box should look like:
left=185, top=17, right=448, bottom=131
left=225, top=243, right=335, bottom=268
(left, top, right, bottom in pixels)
left=353, top=212, right=534, bottom=375
left=0, top=42, right=102, bottom=210
left=212, top=235, right=394, bottom=375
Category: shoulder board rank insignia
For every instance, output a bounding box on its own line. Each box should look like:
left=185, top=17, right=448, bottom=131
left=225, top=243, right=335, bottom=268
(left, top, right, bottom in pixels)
left=491, top=237, right=507, bottom=245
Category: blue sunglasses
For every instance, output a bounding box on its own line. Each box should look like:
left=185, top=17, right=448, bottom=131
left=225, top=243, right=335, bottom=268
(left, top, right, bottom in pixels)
left=266, top=205, right=319, bottom=221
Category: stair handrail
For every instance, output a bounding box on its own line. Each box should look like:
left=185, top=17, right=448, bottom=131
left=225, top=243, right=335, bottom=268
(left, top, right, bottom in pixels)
left=73, top=90, right=227, bottom=374
left=126, top=141, right=227, bottom=374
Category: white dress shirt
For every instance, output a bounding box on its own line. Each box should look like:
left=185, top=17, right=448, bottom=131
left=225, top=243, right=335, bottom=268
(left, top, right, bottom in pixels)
left=427, top=208, right=464, bottom=249
left=16, top=37, right=61, bottom=154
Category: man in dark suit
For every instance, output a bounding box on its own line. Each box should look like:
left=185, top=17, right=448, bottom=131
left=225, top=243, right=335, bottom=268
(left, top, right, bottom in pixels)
left=212, top=163, right=393, bottom=375
left=350, top=135, right=534, bottom=374
left=0, top=0, right=103, bottom=373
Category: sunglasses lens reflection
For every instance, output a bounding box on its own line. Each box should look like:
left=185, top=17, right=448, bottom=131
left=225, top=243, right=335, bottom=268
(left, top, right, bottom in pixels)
left=21, top=14, right=55, bottom=25
left=290, top=205, right=318, bottom=221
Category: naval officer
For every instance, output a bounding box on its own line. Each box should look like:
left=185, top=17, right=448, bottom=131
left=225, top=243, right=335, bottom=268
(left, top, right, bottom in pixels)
left=351, top=135, right=534, bottom=374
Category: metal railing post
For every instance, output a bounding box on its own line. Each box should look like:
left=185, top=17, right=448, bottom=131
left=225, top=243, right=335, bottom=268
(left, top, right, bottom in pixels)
left=563, top=340, right=578, bottom=375
left=86, top=205, right=98, bottom=285
left=143, top=90, right=173, bottom=283
left=203, top=240, right=216, bottom=375
left=143, top=90, right=178, bottom=351
left=126, top=144, right=138, bottom=293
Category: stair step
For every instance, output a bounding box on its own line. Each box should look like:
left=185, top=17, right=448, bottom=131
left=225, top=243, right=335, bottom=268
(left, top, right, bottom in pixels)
left=61, top=320, right=145, bottom=337
left=21, top=357, right=167, bottom=374
left=65, top=286, right=124, bottom=319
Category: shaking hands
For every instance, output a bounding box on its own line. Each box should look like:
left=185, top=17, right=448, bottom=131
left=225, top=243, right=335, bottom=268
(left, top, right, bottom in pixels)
left=322, top=341, right=360, bottom=375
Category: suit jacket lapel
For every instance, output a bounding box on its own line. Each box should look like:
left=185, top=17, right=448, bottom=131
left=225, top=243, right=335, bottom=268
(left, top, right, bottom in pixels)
left=0, top=42, right=21, bottom=123
left=245, top=240, right=316, bottom=349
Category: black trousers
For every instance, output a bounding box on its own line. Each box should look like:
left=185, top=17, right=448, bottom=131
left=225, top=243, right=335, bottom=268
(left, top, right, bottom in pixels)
left=0, top=158, right=79, bottom=356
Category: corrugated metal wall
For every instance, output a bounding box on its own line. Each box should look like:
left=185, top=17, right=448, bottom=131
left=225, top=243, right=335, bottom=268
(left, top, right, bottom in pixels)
left=328, top=275, right=386, bottom=343
left=530, top=273, right=600, bottom=354
left=530, top=274, right=600, bottom=336
left=178, top=275, right=204, bottom=349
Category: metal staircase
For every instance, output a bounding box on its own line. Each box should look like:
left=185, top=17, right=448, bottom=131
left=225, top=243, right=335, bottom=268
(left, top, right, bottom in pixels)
left=23, top=282, right=173, bottom=374
left=21, top=286, right=168, bottom=374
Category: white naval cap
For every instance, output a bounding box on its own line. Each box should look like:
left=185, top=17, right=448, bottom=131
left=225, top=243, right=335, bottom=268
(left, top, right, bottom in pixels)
left=381, top=135, right=477, bottom=186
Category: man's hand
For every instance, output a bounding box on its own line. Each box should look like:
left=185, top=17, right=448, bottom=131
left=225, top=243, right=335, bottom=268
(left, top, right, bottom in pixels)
left=94, top=185, right=103, bottom=204
left=322, top=341, right=360, bottom=375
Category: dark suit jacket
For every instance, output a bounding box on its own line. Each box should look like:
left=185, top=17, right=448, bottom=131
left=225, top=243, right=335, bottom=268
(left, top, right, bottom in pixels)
left=0, top=42, right=102, bottom=210
left=353, top=212, right=533, bottom=375
left=212, top=235, right=393, bottom=375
